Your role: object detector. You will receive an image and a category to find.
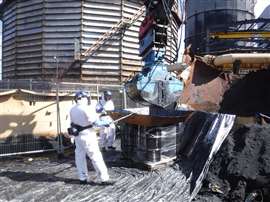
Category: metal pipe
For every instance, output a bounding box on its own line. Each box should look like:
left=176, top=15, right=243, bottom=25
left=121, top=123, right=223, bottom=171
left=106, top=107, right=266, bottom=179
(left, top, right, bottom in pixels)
left=213, top=53, right=270, bottom=66
left=112, top=112, right=136, bottom=123
left=259, top=113, right=270, bottom=120
left=123, top=87, right=127, bottom=109
left=166, top=63, right=188, bottom=72
left=54, top=56, right=63, bottom=155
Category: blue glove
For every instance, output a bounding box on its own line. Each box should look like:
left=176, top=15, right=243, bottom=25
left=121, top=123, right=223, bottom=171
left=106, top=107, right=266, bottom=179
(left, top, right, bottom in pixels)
left=95, top=119, right=111, bottom=127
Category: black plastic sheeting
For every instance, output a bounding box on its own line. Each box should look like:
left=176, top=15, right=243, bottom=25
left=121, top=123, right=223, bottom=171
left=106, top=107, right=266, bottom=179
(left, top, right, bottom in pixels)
left=0, top=112, right=235, bottom=202
left=122, top=111, right=235, bottom=201
left=175, top=112, right=235, bottom=200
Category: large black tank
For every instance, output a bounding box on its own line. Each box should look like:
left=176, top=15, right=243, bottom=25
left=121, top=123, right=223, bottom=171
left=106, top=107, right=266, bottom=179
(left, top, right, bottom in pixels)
left=185, top=0, right=256, bottom=55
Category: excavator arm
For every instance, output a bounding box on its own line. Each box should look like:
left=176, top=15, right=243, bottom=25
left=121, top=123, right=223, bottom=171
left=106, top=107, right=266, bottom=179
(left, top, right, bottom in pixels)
left=125, top=0, right=184, bottom=109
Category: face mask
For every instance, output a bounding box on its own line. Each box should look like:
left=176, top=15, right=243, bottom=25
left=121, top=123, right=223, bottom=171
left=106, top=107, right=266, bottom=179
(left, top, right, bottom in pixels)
left=77, top=97, right=89, bottom=106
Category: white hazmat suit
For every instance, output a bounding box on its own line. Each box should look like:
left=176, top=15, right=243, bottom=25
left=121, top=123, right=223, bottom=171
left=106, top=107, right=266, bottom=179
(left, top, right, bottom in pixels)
left=96, top=98, right=116, bottom=150
left=70, top=97, right=110, bottom=182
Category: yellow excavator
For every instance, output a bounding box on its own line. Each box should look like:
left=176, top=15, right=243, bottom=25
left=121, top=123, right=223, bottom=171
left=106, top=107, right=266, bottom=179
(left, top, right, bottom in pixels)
left=179, top=18, right=270, bottom=116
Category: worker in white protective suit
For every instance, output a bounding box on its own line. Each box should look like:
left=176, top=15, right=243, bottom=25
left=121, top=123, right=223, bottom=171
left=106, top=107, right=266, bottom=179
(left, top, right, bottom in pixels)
left=69, top=90, right=114, bottom=185
left=96, top=90, right=116, bottom=151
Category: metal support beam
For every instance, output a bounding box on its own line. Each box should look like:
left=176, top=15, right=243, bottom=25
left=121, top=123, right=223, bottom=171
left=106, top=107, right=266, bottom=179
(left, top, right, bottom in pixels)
left=210, top=31, right=270, bottom=39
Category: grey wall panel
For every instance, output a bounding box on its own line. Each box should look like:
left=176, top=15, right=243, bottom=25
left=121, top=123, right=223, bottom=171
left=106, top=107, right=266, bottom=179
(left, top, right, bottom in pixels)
left=2, top=1, right=16, bottom=78
left=17, top=21, right=42, bottom=31
left=17, top=28, right=43, bottom=36
left=17, top=46, right=42, bottom=53
left=3, top=29, right=16, bottom=40
left=1, top=0, right=82, bottom=79
left=43, top=44, right=75, bottom=51
left=3, top=48, right=16, bottom=57
left=17, top=9, right=43, bottom=19
left=1, top=0, right=178, bottom=84
left=15, top=0, right=43, bottom=79
left=16, top=16, right=43, bottom=25
left=120, top=0, right=144, bottom=82
left=3, top=15, right=16, bottom=28
left=44, top=14, right=81, bottom=20
left=42, top=0, right=81, bottom=79
left=16, top=33, right=42, bottom=41
left=16, top=40, right=42, bottom=48
left=16, top=0, right=43, bottom=8
left=81, top=0, right=121, bottom=83
left=2, top=5, right=16, bottom=22
left=43, top=32, right=79, bottom=38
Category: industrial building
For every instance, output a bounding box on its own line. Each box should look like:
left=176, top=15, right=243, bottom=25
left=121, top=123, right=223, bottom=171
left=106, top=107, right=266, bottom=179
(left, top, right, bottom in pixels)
left=0, top=0, right=178, bottom=84
left=0, top=0, right=269, bottom=201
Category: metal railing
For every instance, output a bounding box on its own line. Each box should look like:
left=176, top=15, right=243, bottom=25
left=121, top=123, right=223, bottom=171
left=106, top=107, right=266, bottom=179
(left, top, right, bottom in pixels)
left=0, top=79, right=139, bottom=157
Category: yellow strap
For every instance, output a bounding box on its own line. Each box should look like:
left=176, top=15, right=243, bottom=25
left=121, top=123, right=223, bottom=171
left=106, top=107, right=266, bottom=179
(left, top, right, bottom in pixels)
left=210, top=31, right=270, bottom=39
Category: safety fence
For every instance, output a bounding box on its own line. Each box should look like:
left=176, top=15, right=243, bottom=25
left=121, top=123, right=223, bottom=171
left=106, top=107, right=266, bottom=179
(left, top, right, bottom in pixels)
left=0, top=79, right=139, bottom=157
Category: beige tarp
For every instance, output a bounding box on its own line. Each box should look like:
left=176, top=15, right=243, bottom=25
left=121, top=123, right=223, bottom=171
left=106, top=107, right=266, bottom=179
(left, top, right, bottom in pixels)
left=0, top=89, right=78, bottom=140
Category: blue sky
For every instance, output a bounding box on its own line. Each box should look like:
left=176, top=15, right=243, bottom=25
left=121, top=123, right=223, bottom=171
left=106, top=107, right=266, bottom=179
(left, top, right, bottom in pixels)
left=255, top=0, right=269, bottom=18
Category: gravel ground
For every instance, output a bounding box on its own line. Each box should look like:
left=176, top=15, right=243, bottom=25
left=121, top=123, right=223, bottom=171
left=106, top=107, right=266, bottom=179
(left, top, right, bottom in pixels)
left=0, top=148, right=193, bottom=202
left=1, top=124, right=269, bottom=202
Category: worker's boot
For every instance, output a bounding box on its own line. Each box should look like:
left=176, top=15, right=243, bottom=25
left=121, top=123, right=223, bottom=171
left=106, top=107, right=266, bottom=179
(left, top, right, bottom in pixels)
left=101, top=180, right=116, bottom=185
left=101, top=147, right=106, bottom=152
left=79, top=179, right=88, bottom=185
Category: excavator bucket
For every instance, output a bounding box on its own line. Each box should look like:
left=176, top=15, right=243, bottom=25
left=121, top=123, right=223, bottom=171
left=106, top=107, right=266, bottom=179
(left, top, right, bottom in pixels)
left=180, top=57, right=270, bottom=116
left=180, top=59, right=230, bottom=112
